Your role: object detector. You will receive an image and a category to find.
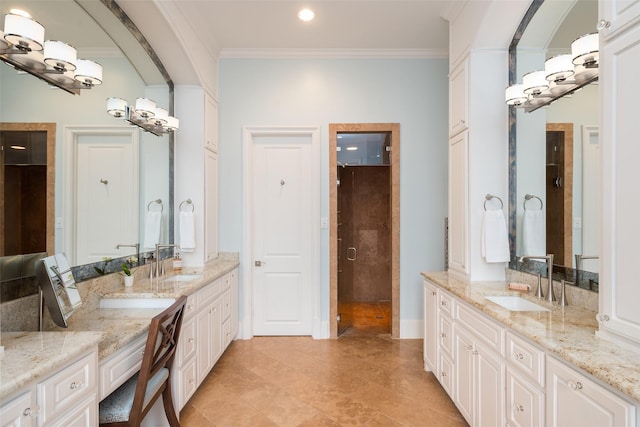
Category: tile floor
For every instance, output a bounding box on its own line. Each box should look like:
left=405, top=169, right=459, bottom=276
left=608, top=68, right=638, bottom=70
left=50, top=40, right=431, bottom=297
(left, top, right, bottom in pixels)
left=180, top=307, right=467, bottom=426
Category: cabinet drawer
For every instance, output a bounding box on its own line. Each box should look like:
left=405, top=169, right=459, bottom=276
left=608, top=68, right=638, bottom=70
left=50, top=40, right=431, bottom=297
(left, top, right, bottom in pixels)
left=222, top=287, right=231, bottom=320
left=183, top=293, right=197, bottom=320
left=0, top=390, right=36, bottom=426
left=506, top=368, right=544, bottom=427
left=47, top=393, right=97, bottom=427
left=197, top=277, right=222, bottom=306
left=439, top=292, right=455, bottom=318
left=177, top=357, right=198, bottom=410
left=439, top=353, right=454, bottom=398
left=99, top=336, right=145, bottom=400
left=439, top=314, right=454, bottom=358
left=456, top=302, right=504, bottom=355
left=38, top=351, right=97, bottom=425
left=506, top=331, right=545, bottom=387
left=178, top=317, right=197, bottom=367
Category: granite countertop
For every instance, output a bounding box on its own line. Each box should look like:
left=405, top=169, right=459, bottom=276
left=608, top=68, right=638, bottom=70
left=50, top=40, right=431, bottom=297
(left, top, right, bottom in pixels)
left=422, top=271, right=640, bottom=403
left=0, top=331, right=104, bottom=400
left=0, top=258, right=239, bottom=402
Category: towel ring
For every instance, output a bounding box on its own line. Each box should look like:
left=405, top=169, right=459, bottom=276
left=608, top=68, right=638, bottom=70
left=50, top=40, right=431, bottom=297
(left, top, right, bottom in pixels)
left=179, top=199, right=194, bottom=212
left=524, top=194, right=543, bottom=211
left=484, top=194, right=503, bottom=211
left=147, top=199, right=163, bottom=213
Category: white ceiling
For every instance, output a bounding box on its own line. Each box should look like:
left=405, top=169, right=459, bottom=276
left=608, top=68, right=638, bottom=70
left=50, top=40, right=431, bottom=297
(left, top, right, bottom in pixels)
left=171, top=0, right=452, bottom=57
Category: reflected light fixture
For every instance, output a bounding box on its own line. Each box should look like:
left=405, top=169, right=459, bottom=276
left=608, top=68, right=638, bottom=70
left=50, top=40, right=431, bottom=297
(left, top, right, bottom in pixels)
left=298, top=8, right=315, bottom=22
left=1, top=9, right=102, bottom=95
left=106, top=97, right=179, bottom=136
left=505, top=32, right=599, bottom=113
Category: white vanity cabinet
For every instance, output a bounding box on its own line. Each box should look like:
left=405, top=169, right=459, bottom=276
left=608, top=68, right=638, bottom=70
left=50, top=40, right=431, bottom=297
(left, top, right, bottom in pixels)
left=448, top=131, right=469, bottom=276
left=546, top=357, right=636, bottom=427
left=449, top=58, right=469, bottom=137
left=599, top=0, right=640, bottom=40
left=423, top=279, right=439, bottom=372
left=599, top=16, right=640, bottom=350
left=204, top=94, right=218, bottom=153
left=0, top=348, right=98, bottom=427
left=204, top=148, right=219, bottom=262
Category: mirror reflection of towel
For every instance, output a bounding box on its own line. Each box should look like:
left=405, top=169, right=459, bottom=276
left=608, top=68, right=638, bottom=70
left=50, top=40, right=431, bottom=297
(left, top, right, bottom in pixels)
left=143, top=211, right=162, bottom=250
left=481, top=210, right=510, bottom=263
left=523, top=209, right=545, bottom=255
left=180, top=211, right=196, bottom=252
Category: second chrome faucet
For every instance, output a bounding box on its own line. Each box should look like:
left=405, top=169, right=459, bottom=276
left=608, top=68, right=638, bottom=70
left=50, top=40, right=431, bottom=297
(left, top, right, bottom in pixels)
left=519, top=254, right=555, bottom=303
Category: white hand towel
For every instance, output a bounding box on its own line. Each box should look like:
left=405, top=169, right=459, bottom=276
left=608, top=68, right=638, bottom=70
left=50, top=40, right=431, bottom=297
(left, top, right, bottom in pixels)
left=180, top=211, right=196, bottom=253
left=143, top=211, right=162, bottom=250
left=481, top=209, right=510, bottom=263
left=523, top=209, right=545, bottom=255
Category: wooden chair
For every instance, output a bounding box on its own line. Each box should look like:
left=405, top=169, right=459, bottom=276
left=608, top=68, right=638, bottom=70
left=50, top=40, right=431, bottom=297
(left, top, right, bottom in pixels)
left=99, top=295, right=187, bottom=426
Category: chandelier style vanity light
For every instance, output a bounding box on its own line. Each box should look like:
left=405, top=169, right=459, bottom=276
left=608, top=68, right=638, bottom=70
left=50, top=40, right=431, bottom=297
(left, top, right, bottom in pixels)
left=0, top=9, right=103, bottom=95
left=107, top=97, right=179, bottom=136
left=505, top=32, right=599, bottom=112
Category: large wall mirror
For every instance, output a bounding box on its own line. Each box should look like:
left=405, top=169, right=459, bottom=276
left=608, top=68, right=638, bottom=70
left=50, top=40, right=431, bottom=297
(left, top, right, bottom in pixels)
left=509, top=0, right=599, bottom=291
left=0, top=0, right=173, bottom=301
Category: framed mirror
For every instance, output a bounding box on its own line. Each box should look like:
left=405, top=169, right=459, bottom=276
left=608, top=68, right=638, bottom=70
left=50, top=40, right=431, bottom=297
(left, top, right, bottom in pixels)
left=0, top=0, right=173, bottom=301
left=509, top=0, right=599, bottom=291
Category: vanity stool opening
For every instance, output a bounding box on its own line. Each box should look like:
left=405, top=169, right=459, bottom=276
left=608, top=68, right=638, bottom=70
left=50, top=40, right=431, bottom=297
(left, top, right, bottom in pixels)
left=99, top=295, right=187, bottom=427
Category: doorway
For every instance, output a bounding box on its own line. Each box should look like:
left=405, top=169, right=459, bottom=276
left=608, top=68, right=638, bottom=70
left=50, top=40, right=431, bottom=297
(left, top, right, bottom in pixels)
left=546, top=123, right=573, bottom=266
left=0, top=123, right=55, bottom=257
left=329, top=123, right=400, bottom=339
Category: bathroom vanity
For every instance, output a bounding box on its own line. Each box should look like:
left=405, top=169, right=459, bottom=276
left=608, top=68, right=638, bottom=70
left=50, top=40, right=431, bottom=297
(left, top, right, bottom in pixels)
left=423, top=271, right=640, bottom=427
left=0, top=257, right=239, bottom=426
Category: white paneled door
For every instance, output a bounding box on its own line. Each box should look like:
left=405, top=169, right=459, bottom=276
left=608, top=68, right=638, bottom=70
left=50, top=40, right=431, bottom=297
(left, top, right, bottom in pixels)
left=246, top=127, right=319, bottom=336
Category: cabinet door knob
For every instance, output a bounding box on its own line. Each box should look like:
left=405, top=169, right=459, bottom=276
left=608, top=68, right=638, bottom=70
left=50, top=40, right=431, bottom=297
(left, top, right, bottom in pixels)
left=512, top=352, right=524, bottom=360
left=568, top=381, right=583, bottom=391
left=440, top=332, right=447, bottom=338
left=441, top=372, right=447, bottom=377
left=69, top=381, right=83, bottom=390
left=441, top=300, right=447, bottom=307
left=432, top=291, right=437, bottom=296
left=597, top=19, right=611, bottom=30
left=513, top=404, right=525, bottom=412
left=23, top=406, right=40, bottom=417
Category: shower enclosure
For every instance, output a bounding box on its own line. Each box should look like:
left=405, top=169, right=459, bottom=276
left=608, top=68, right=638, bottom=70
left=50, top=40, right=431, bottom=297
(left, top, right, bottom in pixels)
left=337, top=132, right=391, bottom=335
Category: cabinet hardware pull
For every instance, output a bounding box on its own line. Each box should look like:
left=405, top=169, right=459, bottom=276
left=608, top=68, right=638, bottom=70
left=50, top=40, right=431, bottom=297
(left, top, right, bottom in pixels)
left=69, top=381, right=83, bottom=390
left=440, top=332, right=446, bottom=338
left=23, top=406, right=40, bottom=417
left=597, top=19, right=611, bottom=30
left=513, top=404, right=524, bottom=412
left=466, top=345, right=474, bottom=352
left=472, top=350, right=478, bottom=355
left=569, top=381, right=583, bottom=390
left=441, top=372, right=447, bottom=377
left=441, top=300, right=447, bottom=307
left=432, top=291, right=437, bottom=296
left=188, top=338, right=194, bottom=343
left=512, top=352, right=524, bottom=360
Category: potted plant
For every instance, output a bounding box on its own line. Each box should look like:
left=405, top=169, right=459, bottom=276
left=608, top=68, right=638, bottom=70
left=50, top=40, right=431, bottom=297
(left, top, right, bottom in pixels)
left=121, top=256, right=138, bottom=287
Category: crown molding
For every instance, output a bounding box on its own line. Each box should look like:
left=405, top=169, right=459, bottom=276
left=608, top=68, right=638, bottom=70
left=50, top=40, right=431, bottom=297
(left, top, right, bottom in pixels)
left=219, top=48, right=448, bottom=60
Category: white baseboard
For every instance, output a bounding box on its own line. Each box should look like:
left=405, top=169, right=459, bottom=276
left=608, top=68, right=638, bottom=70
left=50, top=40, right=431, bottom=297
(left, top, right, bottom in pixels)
left=400, top=319, right=424, bottom=339
left=313, top=320, right=330, bottom=339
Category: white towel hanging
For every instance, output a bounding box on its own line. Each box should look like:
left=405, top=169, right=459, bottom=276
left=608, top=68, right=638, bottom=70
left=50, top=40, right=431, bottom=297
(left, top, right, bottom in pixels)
left=143, top=211, right=162, bottom=250
left=481, top=209, right=510, bottom=263
left=180, top=211, right=196, bottom=252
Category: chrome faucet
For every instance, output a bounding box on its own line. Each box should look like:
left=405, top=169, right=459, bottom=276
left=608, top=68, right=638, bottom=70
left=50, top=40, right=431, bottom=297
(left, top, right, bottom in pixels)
left=574, top=254, right=599, bottom=271
left=116, top=243, right=140, bottom=257
left=155, top=244, right=177, bottom=277
left=519, top=254, right=555, bottom=302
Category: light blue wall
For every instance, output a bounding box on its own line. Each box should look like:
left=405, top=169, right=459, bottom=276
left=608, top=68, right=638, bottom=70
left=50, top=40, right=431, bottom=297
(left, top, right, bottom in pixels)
left=218, top=58, right=449, bottom=334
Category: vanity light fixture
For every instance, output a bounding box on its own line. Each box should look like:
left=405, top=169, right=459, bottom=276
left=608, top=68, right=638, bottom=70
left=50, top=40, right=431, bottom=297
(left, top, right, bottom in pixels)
left=0, top=10, right=103, bottom=95
left=505, top=32, right=599, bottom=112
left=106, top=97, right=179, bottom=136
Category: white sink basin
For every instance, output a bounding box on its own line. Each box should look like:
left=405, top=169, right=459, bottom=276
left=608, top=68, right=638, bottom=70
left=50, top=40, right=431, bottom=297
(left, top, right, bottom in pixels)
left=485, top=296, right=550, bottom=312
left=100, top=298, right=175, bottom=309
left=164, top=274, right=202, bottom=282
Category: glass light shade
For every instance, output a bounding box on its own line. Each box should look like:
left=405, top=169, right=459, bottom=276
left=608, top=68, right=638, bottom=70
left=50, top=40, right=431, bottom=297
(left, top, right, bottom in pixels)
left=505, top=84, right=527, bottom=106
left=0, top=31, right=10, bottom=50
left=572, top=33, right=599, bottom=66
left=106, top=97, right=127, bottom=117
left=151, top=107, right=168, bottom=125
left=44, top=40, right=77, bottom=71
left=74, top=59, right=102, bottom=86
left=163, top=116, right=179, bottom=132
left=3, top=12, right=44, bottom=51
left=545, top=54, right=574, bottom=83
left=522, top=70, right=548, bottom=95
left=135, top=98, right=156, bottom=118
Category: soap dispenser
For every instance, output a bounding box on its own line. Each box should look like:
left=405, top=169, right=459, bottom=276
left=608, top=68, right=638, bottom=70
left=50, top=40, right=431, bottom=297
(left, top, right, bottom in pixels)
left=173, top=253, right=182, bottom=272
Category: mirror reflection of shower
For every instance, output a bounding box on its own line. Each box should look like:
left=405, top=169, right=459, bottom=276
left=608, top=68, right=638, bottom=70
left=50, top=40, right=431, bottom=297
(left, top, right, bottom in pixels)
left=336, top=132, right=391, bottom=336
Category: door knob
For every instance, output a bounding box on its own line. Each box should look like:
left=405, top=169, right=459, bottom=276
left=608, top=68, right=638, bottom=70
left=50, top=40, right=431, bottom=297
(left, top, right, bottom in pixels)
left=255, top=260, right=265, bottom=267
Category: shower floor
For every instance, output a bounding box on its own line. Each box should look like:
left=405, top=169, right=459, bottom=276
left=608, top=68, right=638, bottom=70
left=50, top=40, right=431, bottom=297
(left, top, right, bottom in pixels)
left=341, top=301, right=391, bottom=336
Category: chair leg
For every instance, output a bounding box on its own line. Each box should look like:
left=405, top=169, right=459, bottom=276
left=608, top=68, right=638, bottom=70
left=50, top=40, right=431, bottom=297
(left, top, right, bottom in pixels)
left=162, top=385, right=180, bottom=426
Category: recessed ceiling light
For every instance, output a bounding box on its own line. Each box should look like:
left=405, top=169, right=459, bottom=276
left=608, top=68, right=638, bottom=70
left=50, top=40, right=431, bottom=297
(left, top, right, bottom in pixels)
left=298, top=8, right=315, bottom=22
left=10, top=145, right=26, bottom=150
left=346, top=146, right=358, bottom=151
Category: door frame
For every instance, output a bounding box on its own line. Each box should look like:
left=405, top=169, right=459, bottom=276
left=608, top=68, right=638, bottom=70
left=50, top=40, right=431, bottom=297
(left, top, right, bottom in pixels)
left=329, top=123, right=400, bottom=339
left=241, top=125, right=321, bottom=339
left=64, top=126, right=139, bottom=264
